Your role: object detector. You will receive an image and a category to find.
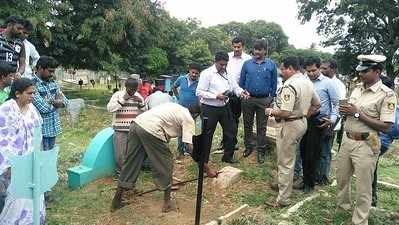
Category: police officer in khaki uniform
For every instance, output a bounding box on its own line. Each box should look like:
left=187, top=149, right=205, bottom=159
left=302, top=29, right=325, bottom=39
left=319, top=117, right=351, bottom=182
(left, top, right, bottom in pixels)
left=265, top=57, right=319, bottom=207
left=337, top=55, right=397, bottom=225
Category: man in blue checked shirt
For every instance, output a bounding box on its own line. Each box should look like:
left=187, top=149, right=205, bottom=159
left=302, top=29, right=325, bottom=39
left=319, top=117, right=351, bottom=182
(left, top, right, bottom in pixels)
left=239, top=39, right=277, bottom=164
left=32, top=56, right=68, bottom=151
left=301, top=57, right=339, bottom=193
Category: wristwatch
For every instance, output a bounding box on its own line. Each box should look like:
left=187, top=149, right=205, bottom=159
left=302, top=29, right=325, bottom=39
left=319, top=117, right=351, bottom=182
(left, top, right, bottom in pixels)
left=354, top=112, right=360, bottom=118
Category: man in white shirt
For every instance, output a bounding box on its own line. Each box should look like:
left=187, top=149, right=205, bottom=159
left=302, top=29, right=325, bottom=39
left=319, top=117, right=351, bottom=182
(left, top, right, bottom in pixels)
left=145, top=87, right=173, bottom=110
left=217, top=37, right=251, bottom=151
left=21, top=19, right=40, bottom=79
left=196, top=52, right=249, bottom=164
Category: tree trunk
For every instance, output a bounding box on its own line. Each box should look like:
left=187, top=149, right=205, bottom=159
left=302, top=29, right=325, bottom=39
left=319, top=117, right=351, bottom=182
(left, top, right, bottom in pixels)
left=385, top=55, right=395, bottom=78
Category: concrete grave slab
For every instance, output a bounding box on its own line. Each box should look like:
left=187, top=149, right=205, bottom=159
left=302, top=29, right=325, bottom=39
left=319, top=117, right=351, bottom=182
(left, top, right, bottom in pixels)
left=213, top=166, right=243, bottom=189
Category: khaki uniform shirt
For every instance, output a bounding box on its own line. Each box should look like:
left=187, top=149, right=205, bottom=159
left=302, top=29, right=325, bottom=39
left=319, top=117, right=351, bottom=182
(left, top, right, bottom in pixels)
left=345, top=80, right=397, bottom=133
left=276, top=73, right=316, bottom=117
left=134, top=102, right=195, bottom=144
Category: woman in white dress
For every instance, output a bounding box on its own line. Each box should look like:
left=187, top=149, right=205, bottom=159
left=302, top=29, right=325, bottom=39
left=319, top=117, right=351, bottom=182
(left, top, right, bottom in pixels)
left=0, top=78, right=45, bottom=225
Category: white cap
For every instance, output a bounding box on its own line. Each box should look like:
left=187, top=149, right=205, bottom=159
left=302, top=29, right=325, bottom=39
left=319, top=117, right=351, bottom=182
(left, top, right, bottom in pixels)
left=356, top=54, right=386, bottom=72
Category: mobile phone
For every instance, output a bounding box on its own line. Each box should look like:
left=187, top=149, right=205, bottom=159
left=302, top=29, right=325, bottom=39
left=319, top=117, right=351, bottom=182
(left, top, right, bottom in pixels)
left=339, top=99, right=348, bottom=105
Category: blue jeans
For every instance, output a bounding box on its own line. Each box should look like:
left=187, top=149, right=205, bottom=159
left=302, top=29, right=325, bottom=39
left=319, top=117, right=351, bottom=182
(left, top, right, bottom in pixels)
left=294, top=145, right=303, bottom=178
left=372, top=145, right=389, bottom=206
left=177, top=137, right=187, bottom=155
left=42, top=136, right=56, bottom=151
left=319, top=134, right=333, bottom=181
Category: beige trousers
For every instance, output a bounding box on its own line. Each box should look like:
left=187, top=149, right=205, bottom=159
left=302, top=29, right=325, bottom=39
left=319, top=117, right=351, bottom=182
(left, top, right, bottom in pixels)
left=336, top=134, right=379, bottom=225
left=276, top=118, right=307, bottom=204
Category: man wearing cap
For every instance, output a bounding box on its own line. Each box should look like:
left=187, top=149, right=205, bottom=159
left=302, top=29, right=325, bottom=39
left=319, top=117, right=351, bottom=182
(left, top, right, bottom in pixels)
left=337, top=55, right=397, bottom=225
left=107, top=77, right=146, bottom=171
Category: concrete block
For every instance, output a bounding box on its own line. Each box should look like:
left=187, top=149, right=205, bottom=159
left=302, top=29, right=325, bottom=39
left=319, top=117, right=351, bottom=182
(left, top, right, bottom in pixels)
left=213, top=166, right=243, bottom=189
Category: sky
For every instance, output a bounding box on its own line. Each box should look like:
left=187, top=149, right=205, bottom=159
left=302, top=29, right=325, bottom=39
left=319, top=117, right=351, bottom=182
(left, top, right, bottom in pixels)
left=161, top=0, right=334, bottom=53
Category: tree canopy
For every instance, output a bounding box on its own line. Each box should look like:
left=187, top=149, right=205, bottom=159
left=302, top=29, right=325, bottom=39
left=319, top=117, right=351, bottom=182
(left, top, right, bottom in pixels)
left=1, top=0, right=330, bottom=77
left=297, top=0, right=399, bottom=77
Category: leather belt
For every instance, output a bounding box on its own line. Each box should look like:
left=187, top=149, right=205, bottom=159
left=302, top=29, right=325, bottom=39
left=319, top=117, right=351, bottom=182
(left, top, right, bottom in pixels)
left=283, top=116, right=303, bottom=122
left=251, top=94, right=270, bottom=98
left=346, top=132, right=369, bottom=141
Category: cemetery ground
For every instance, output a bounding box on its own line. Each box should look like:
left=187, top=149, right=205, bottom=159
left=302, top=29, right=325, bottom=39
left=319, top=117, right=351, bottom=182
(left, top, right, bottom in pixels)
left=47, top=84, right=399, bottom=225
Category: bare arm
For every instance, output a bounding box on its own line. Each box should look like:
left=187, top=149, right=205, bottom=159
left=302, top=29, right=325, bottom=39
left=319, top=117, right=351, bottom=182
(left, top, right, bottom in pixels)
left=17, top=44, right=26, bottom=75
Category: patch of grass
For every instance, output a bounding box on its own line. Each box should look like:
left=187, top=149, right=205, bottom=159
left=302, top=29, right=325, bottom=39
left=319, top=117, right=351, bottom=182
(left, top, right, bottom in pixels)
left=241, top=164, right=271, bottom=182
left=62, top=85, right=113, bottom=107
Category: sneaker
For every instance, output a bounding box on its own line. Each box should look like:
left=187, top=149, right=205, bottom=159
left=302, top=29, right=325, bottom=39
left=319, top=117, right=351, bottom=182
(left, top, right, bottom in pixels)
left=270, top=182, right=279, bottom=191
left=303, top=185, right=314, bottom=194
left=293, top=178, right=304, bottom=190
left=257, top=152, right=266, bottom=164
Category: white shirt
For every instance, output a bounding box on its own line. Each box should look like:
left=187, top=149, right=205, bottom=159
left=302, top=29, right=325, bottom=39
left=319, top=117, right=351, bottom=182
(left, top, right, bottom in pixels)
left=145, top=91, right=173, bottom=110
left=331, top=74, right=347, bottom=131
left=227, top=51, right=251, bottom=85
left=196, top=65, right=243, bottom=107
left=22, top=40, right=40, bottom=79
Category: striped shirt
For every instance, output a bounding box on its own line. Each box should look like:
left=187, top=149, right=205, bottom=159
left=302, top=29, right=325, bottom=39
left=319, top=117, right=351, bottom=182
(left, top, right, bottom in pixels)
left=107, top=90, right=146, bottom=131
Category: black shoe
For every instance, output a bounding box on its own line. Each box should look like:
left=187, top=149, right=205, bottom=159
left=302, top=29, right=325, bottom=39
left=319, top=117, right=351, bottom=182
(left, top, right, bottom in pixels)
left=243, top=149, right=253, bottom=158
left=221, top=157, right=239, bottom=164
left=257, top=152, right=266, bottom=164
left=303, top=185, right=314, bottom=194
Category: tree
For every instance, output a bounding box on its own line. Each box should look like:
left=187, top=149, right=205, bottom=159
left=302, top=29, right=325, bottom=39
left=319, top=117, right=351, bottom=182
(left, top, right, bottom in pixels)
left=217, top=20, right=289, bottom=55
left=175, top=39, right=213, bottom=70
left=193, top=27, right=230, bottom=54
left=297, top=0, right=399, bottom=77
left=146, top=47, right=169, bottom=76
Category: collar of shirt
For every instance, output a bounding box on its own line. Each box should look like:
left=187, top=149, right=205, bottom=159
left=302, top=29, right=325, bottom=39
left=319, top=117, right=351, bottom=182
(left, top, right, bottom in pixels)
left=210, top=65, right=229, bottom=79
left=33, top=74, right=55, bottom=85
left=284, top=72, right=302, bottom=83
left=250, top=57, right=267, bottom=64
left=314, top=74, right=327, bottom=82
left=357, top=80, right=383, bottom=93
left=186, top=75, right=198, bottom=86
left=228, top=51, right=251, bottom=59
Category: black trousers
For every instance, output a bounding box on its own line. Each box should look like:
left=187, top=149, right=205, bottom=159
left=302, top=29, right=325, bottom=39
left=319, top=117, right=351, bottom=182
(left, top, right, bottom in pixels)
left=300, top=117, right=322, bottom=187
left=201, top=104, right=237, bottom=162
left=221, top=96, right=241, bottom=149
left=241, top=97, right=272, bottom=153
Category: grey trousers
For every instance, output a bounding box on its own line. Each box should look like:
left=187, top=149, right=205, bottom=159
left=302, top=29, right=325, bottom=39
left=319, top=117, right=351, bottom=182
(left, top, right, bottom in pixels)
left=241, top=97, right=272, bottom=153
left=113, top=131, right=129, bottom=170
left=118, top=122, right=173, bottom=191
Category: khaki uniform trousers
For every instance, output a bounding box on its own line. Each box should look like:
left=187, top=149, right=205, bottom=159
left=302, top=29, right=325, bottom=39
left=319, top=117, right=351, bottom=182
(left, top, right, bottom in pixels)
left=336, top=134, right=379, bottom=225
left=118, top=122, right=173, bottom=191
left=276, top=118, right=307, bottom=204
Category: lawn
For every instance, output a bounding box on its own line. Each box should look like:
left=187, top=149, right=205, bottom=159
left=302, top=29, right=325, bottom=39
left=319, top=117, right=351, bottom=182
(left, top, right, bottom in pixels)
left=46, top=88, right=399, bottom=225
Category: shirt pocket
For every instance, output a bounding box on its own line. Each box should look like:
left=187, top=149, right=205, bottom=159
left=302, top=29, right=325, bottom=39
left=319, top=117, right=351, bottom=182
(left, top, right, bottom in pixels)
left=360, top=102, right=379, bottom=118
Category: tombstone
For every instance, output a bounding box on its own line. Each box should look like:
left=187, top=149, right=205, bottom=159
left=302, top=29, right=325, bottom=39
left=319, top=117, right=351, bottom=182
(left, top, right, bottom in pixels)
left=9, top=127, right=59, bottom=225
left=67, top=127, right=116, bottom=188
left=67, top=98, right=85, bottom=125
left=212, top=166, right=243, bottom=189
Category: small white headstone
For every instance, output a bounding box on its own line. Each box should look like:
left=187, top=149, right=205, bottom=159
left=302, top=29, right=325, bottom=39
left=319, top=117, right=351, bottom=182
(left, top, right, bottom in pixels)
left=212, top=166, right=243, bottom=189
left=67, top=98, right=85, bottom=125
